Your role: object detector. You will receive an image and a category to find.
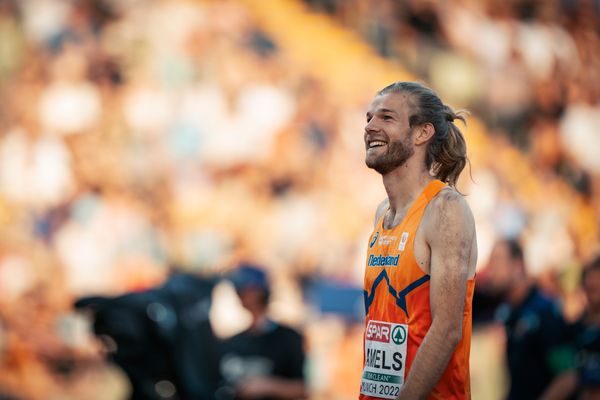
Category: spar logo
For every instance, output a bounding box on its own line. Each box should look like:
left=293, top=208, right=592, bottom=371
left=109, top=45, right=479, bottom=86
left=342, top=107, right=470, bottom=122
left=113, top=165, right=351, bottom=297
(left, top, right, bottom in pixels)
left=366, top=321, right=391, bottom=343
left=391, top=325, right=407, bottom=345
left=366, top=321, right=407, bottom=345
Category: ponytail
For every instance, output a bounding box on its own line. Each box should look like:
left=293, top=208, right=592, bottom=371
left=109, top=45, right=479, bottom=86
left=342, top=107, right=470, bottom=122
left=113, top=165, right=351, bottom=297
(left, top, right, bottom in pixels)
left=378, top=82, right=470, bottom=187
left=428, top=105, right=468, bottom=187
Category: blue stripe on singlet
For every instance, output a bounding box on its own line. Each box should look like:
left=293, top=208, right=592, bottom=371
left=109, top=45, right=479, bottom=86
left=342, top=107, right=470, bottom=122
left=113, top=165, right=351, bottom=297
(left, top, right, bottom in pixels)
left=363, top=270, right=430, bottom=317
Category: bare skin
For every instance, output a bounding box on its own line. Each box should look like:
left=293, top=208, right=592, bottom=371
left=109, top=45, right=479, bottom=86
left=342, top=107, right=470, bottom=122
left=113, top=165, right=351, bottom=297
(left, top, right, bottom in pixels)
left=365, top=92, right=477, bottom=399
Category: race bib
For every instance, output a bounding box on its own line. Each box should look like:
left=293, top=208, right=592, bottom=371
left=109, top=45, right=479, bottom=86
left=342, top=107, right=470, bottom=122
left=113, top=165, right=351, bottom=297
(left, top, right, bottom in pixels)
left=360, top=320, right=408, bottom=399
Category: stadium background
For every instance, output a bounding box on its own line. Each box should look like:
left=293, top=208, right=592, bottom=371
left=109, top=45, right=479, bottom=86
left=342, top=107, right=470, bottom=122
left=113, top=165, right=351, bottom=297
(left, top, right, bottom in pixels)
left=0, top=0, right=598, bottom=398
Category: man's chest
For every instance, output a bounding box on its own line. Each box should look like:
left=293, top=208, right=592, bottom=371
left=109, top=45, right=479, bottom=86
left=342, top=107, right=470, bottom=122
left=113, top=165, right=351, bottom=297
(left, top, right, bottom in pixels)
left=365, top=228, right=429, bottom=276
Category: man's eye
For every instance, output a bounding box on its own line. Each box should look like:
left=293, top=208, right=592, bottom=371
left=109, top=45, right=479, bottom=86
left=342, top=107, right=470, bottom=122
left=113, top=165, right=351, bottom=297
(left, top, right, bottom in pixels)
left=383, top=115, right=393, bottom=121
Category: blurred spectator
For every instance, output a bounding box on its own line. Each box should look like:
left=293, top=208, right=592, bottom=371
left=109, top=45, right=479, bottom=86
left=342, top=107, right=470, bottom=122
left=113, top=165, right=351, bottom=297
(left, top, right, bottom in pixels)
left=0, top=126, right=74, bottom=210
left=559, top=101, right=600, bottom=175
left=542, top=256, right=600, bottom=400
left=484, top=238, right=570, bottom=400
left=217, top=264, right=306, bottom=400
left=0, top=234, right=123, bottom=400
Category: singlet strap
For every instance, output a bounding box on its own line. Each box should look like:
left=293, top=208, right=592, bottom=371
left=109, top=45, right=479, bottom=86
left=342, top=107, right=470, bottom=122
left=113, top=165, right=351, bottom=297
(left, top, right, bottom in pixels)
left=375, top=180, right=447, bottom=231
left=422, top=179, right=447, bottom=202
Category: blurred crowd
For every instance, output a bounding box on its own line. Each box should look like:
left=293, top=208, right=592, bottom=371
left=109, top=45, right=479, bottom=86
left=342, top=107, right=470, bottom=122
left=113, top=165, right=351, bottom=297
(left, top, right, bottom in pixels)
left=0, top=0, right=599, bottom=398
left=0, top=0, right=371, bottom=398
left=307, top=0, right=600, bottom=217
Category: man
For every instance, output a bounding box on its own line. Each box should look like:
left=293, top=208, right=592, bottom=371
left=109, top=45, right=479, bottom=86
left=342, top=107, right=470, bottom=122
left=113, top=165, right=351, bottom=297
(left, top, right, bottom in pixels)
left=485, top=238, right=567, bottom=400
left=541, top=256, right=600, bottom=400
left=360, top=82, right=477, bottom=400
left=573, top=258, right=600, bottom=399
left=217, top=264, right=306, bottom=400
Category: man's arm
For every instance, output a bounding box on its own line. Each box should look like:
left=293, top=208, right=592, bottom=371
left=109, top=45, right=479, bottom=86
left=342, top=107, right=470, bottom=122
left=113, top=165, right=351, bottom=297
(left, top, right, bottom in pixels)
left=397, top=190, right=476, bottom=399
left=539, top=371, right=578, bottom=400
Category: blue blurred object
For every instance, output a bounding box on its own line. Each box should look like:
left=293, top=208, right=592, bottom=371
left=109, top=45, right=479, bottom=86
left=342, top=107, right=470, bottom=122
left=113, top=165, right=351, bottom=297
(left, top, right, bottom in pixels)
left=228, top=264, right=269, bottom=292
left=307, top=279, right=365, bottom=323
left=248, top=29, right=278, bottom=57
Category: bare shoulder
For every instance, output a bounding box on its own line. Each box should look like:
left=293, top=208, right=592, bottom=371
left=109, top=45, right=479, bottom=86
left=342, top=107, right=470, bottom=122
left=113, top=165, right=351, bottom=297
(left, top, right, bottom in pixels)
left=424, top=187, right=477, bottom=277
left=425, top=188, right=475, bottom=233
left=373, top=198, right=390, bottom=228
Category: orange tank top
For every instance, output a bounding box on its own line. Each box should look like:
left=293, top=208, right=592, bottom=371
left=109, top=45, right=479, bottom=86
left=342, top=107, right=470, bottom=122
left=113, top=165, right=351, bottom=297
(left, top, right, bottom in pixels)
left=359, top=180, right=475, bottom=400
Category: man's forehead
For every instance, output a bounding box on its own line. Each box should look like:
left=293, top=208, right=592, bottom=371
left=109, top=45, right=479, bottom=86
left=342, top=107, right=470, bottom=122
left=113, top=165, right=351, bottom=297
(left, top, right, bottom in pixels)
left=367, top=92, right=412, bottom=113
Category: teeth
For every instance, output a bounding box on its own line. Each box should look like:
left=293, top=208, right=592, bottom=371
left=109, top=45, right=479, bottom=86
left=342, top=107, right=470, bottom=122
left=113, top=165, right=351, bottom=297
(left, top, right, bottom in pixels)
left=369, top=141, right=386, bottom=148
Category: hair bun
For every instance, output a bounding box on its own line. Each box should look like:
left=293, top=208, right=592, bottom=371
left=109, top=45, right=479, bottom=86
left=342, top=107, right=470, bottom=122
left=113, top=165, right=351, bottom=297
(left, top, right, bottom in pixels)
left=443, top=105, right=455, bottom=122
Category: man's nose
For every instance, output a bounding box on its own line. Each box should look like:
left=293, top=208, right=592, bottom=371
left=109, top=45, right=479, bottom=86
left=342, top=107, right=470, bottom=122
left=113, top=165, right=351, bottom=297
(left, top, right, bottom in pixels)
left=365, top=118, right=380, bottom=134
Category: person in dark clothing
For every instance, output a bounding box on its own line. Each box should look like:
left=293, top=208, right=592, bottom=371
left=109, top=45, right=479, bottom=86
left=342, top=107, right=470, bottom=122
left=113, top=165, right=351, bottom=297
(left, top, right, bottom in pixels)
left=541, top=256, right=600, bottom=400
left=575, top=258, right=600, bottom=400
left=216, top=264, right=306, bottom=400
left=485, top=238, right=569, bottom=400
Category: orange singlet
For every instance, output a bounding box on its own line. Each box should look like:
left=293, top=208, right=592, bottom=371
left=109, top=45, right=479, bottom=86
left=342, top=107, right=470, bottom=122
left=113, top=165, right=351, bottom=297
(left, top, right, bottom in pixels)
left=359, top=180, right=475, bottom=400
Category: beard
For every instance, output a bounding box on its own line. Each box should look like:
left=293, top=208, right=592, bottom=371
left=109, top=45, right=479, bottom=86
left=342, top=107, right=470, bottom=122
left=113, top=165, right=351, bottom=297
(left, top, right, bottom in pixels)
left=365, top=137, right=414, bottom=175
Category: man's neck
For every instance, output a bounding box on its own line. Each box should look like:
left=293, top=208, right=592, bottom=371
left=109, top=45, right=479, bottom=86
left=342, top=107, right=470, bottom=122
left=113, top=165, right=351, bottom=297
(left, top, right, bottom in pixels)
left=382, top=159, right=433, bottom=214
left=249, top=312, right=270, bottom=334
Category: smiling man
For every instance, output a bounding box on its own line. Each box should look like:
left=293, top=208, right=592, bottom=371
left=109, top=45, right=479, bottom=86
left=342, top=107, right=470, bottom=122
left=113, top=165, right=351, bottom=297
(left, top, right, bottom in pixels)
left=360, top=82, right=477, bottom=400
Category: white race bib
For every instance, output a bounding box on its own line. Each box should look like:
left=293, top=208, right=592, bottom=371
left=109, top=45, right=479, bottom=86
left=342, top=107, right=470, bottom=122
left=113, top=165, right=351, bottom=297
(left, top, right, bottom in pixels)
left=360, top=320, right=408, bottom=399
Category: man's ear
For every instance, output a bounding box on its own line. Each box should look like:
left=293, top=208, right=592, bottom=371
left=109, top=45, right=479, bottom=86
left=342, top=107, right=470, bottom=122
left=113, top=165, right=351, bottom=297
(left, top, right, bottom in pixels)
left=414, top=123, right=435, bottom=146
